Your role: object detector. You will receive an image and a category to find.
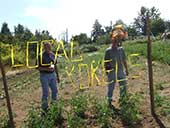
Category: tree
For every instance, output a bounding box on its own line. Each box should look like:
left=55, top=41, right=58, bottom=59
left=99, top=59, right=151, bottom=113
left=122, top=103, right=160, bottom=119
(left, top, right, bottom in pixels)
left=34, top=30, right=41, bottom=40
left=104, top=21, right=113, bottom=34
left=127, top=25, right=138, bottom=39
left=34, top=30, right=53, bottom=41
left=95, top=33, right=111, bottom=44
left=23, top=28, right=33, bottom=41
left=1, top=22, right=11, bottom=35
left=151, top=18, right=165, bottom=36
left=91, top=19, right=104, bottom=42
left=14, top=24, right=25, bottom=42
left=0, top=22, right=13, bottom=43
left=165, top=20, right=170, bottom=31
left=41, top=30, right=53, bottom=40
left=14, top=24, right=24, bottom=35
left=14, top=24, right=34, bottom=45
left=134, top=6, right=161, bottom=35
left=72, top=33, right=91, bottom=45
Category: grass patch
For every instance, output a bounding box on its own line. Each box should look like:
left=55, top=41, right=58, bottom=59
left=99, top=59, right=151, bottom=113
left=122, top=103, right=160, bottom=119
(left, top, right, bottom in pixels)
left=124, top=40, right=170, bottom=64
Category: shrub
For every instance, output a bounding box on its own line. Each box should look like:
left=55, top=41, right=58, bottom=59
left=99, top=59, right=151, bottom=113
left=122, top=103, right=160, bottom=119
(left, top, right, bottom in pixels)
left=80, top=44, right=98, bottom=53
left=92, top=98, right=116, bottom=128
left=120, top=93, right=141, bottom=125
left=155, top=93, right=170, bottom=117
left=70, top=94, right=88, bottom=118
left=0, top=114, right=9, bottom=128
left=66, top=113, right=85, bottom=128
left=95, top=34, right=111, bottom=44
left=124, top=40, right=170, bottom=64
left=161, top=108, right=170, bottom=117
left=155, top=93, right=164, bottom=107
left=24, top=100, right=64, bottom=128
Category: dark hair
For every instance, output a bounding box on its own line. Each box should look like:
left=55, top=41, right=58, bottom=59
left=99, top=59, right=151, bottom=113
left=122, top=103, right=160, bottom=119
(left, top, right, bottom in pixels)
left=44, top=42, right=51, bottom=46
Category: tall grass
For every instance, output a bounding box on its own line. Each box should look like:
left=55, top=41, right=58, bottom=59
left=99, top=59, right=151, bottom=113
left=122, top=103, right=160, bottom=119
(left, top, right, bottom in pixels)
left=124, top=40, right=170, bottom=64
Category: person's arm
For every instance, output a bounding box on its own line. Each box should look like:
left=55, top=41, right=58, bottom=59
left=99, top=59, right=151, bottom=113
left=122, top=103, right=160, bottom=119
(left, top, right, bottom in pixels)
left=123, top=60, right=129, bottom=76
left=55, top=64, right=60, bottom=83
left=54, top=59, right=60, bottom=83
left=122, top=49, right=129, bottom=76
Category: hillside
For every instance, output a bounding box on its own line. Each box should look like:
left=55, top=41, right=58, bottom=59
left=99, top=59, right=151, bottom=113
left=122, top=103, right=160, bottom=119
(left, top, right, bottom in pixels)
left=0, top=40, right=170, bottom=128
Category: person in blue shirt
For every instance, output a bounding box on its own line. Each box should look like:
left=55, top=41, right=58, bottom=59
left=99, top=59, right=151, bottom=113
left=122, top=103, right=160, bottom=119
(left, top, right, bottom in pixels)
left=37, top=42, right=60, bottom=113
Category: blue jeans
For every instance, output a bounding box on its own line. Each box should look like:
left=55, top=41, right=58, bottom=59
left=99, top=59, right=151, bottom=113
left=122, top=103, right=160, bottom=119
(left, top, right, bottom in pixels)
left=40, top=72, right=58, bottom=111
left=107, top=70, right=127, bottom=103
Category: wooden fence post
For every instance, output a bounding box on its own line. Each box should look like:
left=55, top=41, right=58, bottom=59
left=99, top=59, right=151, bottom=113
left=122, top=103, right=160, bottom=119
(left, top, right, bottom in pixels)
left=0, top=49, right=15, bottom=128
left=146, top=13, right=165, bottom=128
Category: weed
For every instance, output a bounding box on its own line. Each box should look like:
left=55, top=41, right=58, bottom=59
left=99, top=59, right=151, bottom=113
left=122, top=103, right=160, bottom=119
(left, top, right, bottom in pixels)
left=161, top=108, right=170, bottom=117
left=24, top=100, right=64, bottom=128
left=124, top=41, right=170, bottom=64
left=155, top=93, right=170, bottom=118
left=70, top=93, right=88, bottom=118
left=0, top=114, right=9, bottom=128
left=93, top=98, right=116, bottom=128
left=154, top=93, right=164, bottom=107
left=120, top=93, right=141, bottom=125
left=66, top=113, right=85, bottom=128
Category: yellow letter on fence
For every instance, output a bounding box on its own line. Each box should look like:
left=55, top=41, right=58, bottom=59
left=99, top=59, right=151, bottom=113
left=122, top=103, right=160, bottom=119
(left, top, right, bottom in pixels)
left=116, top=60, right=127, bottom=83
left=40, top=40, right=54, bottom=66
left=70, top=41, right=83, bottom=62
left=1, top=43, right=11, bottom=63
left=90, top=60, right=101, bottom=86
left=78, top=64, right=90, bottom=90
left=101, top=59, right=108, bottom=85
left=65, top=65, right=77, bottom=88
left=26, top=41, right=39, bottom=68
left=11, top=45, right=25, bottom=67
left=54, top=40, right=69, bottom=62
left=103, top=59, right=115, bottom=85
left=128, top=53, right=141, bottom=79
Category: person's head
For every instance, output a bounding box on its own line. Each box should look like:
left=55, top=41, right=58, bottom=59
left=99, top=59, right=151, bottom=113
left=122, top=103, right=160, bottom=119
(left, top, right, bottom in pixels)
left=110, top=25, right=127, bottom=48
left=44, top=42, right=52, bottom=53
left=110, top=30, right=119, bottom=48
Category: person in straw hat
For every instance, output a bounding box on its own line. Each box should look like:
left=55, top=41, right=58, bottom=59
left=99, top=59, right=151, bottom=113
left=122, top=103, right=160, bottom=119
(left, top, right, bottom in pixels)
left=104, top=24, right=128, bottom=108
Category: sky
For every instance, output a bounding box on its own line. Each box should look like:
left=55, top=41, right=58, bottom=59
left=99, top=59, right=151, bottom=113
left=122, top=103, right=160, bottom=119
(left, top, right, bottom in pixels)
left=0, top=0, right=170, bottom=39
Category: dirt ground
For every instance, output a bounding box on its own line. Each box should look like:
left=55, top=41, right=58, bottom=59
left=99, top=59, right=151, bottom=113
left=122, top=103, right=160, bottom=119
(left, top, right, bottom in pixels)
left=0, top=57, right=170, bottom=128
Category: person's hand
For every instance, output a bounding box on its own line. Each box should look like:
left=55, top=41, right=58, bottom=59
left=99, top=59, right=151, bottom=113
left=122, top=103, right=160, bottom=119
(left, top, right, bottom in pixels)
left=57, top=77, right=60, bottom=83
left=47, top=67, right=55, bottom=72
left=38, top=67, right=54, bottom=72
left=125, top=70, right=129, bottom=76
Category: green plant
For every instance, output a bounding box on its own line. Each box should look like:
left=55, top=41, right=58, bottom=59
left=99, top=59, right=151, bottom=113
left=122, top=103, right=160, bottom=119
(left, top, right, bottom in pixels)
left=70, top=93, right=88, bottom=118
left=80, top=44, right=98, bottom=53
left=93, top=98, right=115, bottom=128
left=66, top=113, right=85, bottom=128
left=120, top=93, right=141, bottom=125
left=154, top=93, right=164, bottom=107
left=95, top=33, right=111, bottom=44
left=155, top=83, right=164, bottom=90
left=0, top=114, right=9, bottom=128
left=45, top=101, right=64, bottom=127
left=124, top=40, right=170, bottom=64
left=24, top=100, right=64, bottom=128
left=161, top=108, right=170, bottom=116
left=24, top=107, right=42, bottom=128
left=154, top=93, right=170, bottom=118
